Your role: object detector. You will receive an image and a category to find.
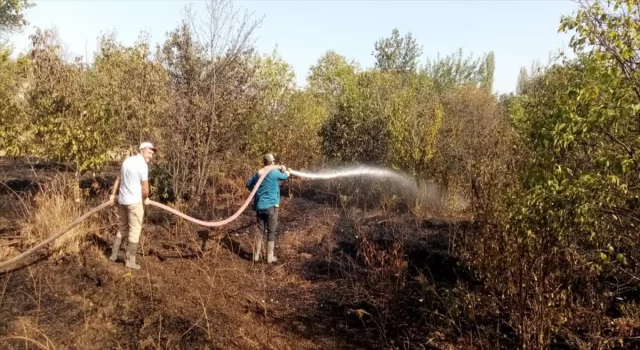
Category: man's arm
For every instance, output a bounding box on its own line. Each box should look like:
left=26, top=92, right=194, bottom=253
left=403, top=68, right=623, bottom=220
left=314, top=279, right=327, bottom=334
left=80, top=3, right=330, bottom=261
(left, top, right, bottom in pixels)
left=142, top=180, right=149, bottom=200
left=246, top=172, right=259, bottom=191
left=276, top=165, right=290, bottom=180
left=109, top=176, right=120, bottom=202
left=140, top=162, right=149, bottom=204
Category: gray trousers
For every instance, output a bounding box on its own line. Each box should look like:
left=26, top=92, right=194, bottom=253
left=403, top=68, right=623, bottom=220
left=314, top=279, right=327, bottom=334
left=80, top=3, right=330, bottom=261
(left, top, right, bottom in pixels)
left=256, top=206, right=278, bottom=242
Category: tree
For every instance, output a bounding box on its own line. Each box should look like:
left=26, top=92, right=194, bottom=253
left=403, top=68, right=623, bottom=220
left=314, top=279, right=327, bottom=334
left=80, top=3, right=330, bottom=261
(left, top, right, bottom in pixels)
left=186, top=0, right=262, bottom=201
left=92, top=31, right=169, bottom=153
left=25, top=28, right=119, bottom=175
left=156, top=21, right=208, bottom=201
left=373, top=28, right=423, bottom=72
left=247, top=48, right=296, bottom=157
left=515, top=66, right=529, bottom=95
left=482, top=51, right=495, bottom=91
left=0, top=0, right=33, bottom=42
left=320, top=71, right=392, bottom=164
left=385, top=73, right=443, bottom=176
left=307, top=50, right=358, bottom=122
left=517, top=60, right=547, bottom=95
left=561, top=0, right=640, bottom=99
left=424, top=48, right=494, bottom=92
left=157, top=5, right=261, bottom=201
left=460, top=1, right=640, bottom=347
left=0, top=0, right=33, bottom=153
left=277, top=91, right=326, bottom=168
left=307, top=50, right=359, bottom=97
left=0, top=48, right=28, bottom=155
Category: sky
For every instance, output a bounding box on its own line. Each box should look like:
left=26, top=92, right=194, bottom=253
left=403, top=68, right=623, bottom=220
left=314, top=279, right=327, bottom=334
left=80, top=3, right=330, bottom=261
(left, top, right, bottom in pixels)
left=8, top=0, right=579, bottom=95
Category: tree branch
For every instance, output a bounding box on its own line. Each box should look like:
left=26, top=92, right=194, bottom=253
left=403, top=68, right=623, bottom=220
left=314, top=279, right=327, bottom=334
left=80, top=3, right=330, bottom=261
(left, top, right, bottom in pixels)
left=602, top=129, right=639, bottom=167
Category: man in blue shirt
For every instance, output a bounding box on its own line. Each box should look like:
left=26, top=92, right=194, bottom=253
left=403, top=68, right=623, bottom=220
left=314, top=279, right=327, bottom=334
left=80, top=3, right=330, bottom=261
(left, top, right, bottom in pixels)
left=246, top=153, right=290, bottom=263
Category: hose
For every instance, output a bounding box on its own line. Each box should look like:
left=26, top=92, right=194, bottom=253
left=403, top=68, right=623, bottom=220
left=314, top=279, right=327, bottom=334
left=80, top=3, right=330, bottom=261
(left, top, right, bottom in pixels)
left=0, top=165, right=284, bottom=270
left=0, top=201, right=114, bottom=271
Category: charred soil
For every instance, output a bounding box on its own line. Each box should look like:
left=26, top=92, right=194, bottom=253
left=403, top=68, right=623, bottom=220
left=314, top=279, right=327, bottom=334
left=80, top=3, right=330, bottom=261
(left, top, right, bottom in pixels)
left=0, top=157, right=488, bottom=349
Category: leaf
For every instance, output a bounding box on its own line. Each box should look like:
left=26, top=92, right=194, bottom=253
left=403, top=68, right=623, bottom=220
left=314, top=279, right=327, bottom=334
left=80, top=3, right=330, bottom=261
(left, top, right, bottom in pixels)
left=600, top=252, right=608, bottom=262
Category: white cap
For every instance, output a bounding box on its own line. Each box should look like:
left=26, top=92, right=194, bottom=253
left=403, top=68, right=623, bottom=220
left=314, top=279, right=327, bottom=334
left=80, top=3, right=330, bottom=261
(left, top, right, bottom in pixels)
left=139, top=142, right=158, bottom=152
left=263, top=153, right=275, bottom=162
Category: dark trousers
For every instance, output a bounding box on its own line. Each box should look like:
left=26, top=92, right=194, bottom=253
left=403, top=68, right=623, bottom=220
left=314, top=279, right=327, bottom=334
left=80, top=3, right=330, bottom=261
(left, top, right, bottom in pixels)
left=256, top=206, right=278, bottom=242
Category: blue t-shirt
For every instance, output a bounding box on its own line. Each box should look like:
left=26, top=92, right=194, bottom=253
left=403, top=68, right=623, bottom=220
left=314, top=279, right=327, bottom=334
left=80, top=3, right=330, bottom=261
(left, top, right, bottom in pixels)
left=246, top=168, right=290, bottom=211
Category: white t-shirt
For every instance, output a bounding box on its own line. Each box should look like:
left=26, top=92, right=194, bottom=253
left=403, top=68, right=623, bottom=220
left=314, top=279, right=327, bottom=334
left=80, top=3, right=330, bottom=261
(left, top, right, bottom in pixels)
left=118, top=153, right=149, bottom=206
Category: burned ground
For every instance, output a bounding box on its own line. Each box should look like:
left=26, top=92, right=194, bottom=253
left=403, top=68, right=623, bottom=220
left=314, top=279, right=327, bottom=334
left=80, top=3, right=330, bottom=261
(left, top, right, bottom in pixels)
left=0, top=157, right=489, bottom=350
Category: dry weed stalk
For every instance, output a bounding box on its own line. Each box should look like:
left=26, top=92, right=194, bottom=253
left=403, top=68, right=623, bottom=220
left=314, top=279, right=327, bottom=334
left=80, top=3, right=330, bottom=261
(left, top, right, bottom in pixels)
left=0, top=272, right=11, bottom=309
left=2, top=318, right=57, bottom=350
left=195, top=291, right=213, bottom=341
left=26, top=266, right=43, bottom=324
left=20, top=175, right=98, bottom=260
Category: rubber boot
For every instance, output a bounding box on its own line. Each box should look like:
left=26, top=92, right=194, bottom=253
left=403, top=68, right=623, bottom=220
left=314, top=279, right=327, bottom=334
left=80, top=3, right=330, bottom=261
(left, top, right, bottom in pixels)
left=125, top=242, right=141, bottom=270
left=253, top=238, right=262, bottom=262
left=267, top=241, right=277, bottom=264
left=109, top=236, right=122, bottom=262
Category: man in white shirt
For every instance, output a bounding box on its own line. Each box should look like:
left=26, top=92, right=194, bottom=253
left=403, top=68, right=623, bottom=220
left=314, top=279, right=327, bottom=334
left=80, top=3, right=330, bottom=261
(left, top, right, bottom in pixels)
left=107, top=142, right=157, bottom=270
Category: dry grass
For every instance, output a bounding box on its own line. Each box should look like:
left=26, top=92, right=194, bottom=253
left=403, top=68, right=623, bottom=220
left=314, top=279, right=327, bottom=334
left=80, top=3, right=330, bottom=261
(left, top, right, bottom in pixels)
left=0, top=241, right=20, bottom=262
left=20, top=175, right=98, bottom=260
left=0, top=266, right=58, bottom=350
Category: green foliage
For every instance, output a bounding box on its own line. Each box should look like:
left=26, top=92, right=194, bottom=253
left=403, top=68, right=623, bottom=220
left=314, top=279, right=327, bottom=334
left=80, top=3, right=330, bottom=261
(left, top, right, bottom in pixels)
left=483, top=51, right=495, bottom=91
left=515, top=61, right=545, bottom=95
left=24, top=28, right=119, bottom=174
left=307, top=50, right=358, bottom=110
left=248, top=49, right=296, bottom=155
left=384, top=73, right=441, bottom=174
left=154, top=15, right=264, bottom=201
left=560, top=0, right=640, bottom=92
left=0, top=47, right=29, bottom=154
left=0, top=1, right=32, bottom=154
left=0, top=0, right=33, bottom=40
left=509, top=57, right=634, bottom=247
left=0, top=7, right=504, bottom=207
left=155, top=21, right=211, bottom=200
left=320, top=70, right=392, bottom=164
left=92, top=31, right=169, bottom=148
left=373, top=28, right=423, bottom=72
left=245, top=50, right=329, bottom=168
left=478, top=56, right=640, bottom=347
left=423, top=48, right=495, bottom=92
left=457, top=1, right=640, bottom=347
left=515, top=67, right=529, bottom=95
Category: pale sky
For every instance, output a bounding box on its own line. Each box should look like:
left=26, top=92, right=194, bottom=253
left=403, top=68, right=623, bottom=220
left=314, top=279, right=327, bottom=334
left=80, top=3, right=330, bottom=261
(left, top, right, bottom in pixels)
left=8, top=0, right=579, bottom=94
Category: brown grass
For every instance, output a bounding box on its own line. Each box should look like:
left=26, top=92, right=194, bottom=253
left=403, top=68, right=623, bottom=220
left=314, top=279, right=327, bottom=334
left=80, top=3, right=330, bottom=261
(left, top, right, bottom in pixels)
left=20, top=175, right=98, bottom=260
left=0, top=241, right=19, bottom=262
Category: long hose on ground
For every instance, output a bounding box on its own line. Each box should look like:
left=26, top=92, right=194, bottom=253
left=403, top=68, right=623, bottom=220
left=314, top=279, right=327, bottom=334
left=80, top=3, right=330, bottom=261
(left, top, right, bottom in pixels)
left=0, top=165, right=285, bottom=270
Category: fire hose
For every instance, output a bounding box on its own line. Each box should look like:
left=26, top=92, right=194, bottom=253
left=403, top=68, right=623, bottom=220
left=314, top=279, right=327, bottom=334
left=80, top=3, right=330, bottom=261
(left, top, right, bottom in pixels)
left=0, top=165, right=284, bottom=270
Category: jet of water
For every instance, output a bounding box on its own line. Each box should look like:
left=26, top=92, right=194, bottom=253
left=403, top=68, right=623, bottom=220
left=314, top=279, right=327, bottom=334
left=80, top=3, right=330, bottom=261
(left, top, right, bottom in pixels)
left=289, top=165, right=419, bottom=194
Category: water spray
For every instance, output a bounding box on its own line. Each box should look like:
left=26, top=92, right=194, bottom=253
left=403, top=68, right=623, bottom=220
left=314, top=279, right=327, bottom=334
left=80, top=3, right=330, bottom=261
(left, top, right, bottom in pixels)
left=290, top=165, right=419, bottom=194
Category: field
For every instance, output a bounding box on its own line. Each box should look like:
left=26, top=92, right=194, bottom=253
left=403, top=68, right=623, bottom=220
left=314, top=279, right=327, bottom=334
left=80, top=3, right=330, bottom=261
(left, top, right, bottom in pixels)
left=0, top=157, right=480, bottom=350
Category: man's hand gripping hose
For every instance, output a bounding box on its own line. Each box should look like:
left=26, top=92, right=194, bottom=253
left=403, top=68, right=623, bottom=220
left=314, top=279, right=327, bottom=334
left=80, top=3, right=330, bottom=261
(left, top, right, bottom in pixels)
left=0, top=165, right=285, bottom=271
